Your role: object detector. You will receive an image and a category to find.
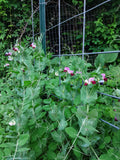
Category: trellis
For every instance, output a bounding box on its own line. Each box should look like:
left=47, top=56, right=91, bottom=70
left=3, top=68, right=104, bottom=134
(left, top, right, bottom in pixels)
left=31, top=0, right=120, bottom=130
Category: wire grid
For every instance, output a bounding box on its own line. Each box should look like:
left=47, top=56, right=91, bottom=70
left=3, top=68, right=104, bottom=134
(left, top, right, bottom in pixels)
left=45, top=0, right=120, bottom=65
left=43, top=0, right=120, bottom=131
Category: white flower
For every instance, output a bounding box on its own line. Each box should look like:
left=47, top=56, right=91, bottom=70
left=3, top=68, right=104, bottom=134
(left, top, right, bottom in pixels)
left=8, top=56, right=13, bottom=61
left=55, top=71, right=59, bottom=76
left=76, top=71, right=82, bottom=74
left=15, top=44, right=19, bottom=47
left=98, top=80, right=104, bottom=84
left=49, top=69, right=54, bottom=73
left=85, top=79, right=89, bottom=84
left=9, top=120, right=16, bottom=126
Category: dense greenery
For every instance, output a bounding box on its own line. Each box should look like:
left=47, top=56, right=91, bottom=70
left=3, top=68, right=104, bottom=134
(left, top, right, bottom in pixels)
left=0, top=38, right=120, bottom=159
left=72, top=0, right=120, bottom=53
left=0, top=0, right=39, bottom=51
left=0, top=0, right=120, bottom=159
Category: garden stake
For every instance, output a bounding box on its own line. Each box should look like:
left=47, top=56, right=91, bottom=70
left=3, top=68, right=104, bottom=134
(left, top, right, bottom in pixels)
left=58, top=0, right=61, bottom=85
left=31, top=0, right=34, bottom=43
left=97, top=92, right=120, bottom=100
left=52, top=50, right=120, bottom=57
left=82, top=0, right=86, bottom=60
left=100, top=119, right=120, bottom=130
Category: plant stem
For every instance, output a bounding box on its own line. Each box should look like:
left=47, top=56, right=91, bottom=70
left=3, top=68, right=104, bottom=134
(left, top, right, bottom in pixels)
left=91, top=146, right=100, bottom=160
left=13, top=139, right=19, bottom=160
left=64, top=117, right=87, bottom=160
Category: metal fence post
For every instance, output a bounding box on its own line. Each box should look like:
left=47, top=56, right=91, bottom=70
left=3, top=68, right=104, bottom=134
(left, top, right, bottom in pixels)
left=39, top=0, right=46, bottom=54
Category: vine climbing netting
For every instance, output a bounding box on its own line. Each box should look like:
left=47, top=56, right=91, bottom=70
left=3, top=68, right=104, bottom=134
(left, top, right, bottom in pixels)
left=30, top=0, right=120, bottom=129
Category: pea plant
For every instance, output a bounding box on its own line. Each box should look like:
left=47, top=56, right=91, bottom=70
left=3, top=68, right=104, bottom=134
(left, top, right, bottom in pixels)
left=0, top=38, right=119, bottom=160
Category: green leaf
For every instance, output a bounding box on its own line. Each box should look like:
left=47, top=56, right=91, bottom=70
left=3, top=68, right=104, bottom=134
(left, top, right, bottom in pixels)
left=43, top=98, right=52, bottom=104
left=43, top=105, right=51, bottom=111
left=81, top=87, right=97, bottom=104
left=94, top=47, right=118, bottom=68
left=48, top=143, right=57, bottom=151
left=100, top=154, right=114, bottom=160
left=0, top=149, right=4, bottom=159
left=65, top=127, right=78, bottom=138
left=24, top=80, right=32, bottom=87
left=47, top=150, right=56, bottom=160
left=64, top=108, right=72, bottom=119
left=18, top=147, right=30, bottom=152
left=36, top=112, right=46, bottom=119
left=58, top=119, right=68, bottom=130
left=94, top=54, right=105, bottom=68
left=104, top=136, right=111, bottom=144
left=103, top=48, right=118, bottom=63
left=0, top=143, right=16, bottom=148
left=49, top=106, right=59, bottom=121
left=4, top=148, right=11, bottom=156
left=18, top=134, right=29, bottom=146
left=74, top=94, right=81, bottom=105
left=73, top=146, right=82, bottom=159
left=79, top=118, right=98, bottom=136
left=78, top=136, right=91, bottom=147
left=89, top=109, right=98, bottom=118
left=99, top=143, right=105, bottom=149
left=51, top=131, right=64, bottom=143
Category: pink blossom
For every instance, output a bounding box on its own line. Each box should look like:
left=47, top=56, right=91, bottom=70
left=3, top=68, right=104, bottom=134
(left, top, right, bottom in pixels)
left=64, top=67, right=70, bottom=72
left=115, top=117, right=118, bottom=121
left=63, top=67, right=74, bottom=76
left=13, top=47, right=18, bottom=51
left=68, top=70, right=74, bottom=76
left=4, top=63, right=10, bottom=67
left=85, top=78, right=96, bottom=85
left=92, top=81, right=96, bottom=84
left=5, top=52, right=12, bottom=56
left=8, top=52, right=12, bottom=56
left=101, top=73, right=108, bottom=82
left=104, top=77, right=107, bottom=81
left=68, top=70, right=73, bottom=74
left=30, top=43, right=33, bottom=47
left=89, top=77, right=95, bottom=83
left=71, top=73, right=74, bottom=76
left=84, top=83, right=88, bottom=86
left=30, top=43, right=36, bottom=48
left=32, top=44, right=36, bottom=48
left=101, top=73, right=106, bottom=79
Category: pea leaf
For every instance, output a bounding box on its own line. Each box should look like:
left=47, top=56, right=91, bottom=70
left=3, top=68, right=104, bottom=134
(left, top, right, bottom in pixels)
left=18, top=134, right=29, bottom=146
left=65, top=127, right=78, bottom=138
